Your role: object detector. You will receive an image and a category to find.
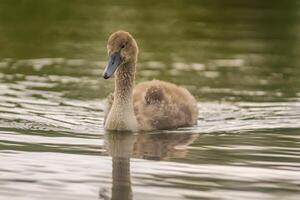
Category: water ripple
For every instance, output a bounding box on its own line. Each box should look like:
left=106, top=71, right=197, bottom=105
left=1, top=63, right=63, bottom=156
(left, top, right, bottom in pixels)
left=0, top=57, right=300, bottom=200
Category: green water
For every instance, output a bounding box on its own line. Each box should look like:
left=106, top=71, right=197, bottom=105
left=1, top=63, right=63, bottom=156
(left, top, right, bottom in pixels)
left=1, top=0, right=300, bottom=200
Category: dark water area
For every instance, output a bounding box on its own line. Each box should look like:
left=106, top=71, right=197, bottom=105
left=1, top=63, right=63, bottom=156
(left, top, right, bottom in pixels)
left=0, top=0, right=300, bottom=199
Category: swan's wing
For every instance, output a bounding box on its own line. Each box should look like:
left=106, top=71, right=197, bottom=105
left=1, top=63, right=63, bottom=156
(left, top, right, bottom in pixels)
left=144, top=85, right=165, bottom=104
left=104, top=93, right=114, bottom=125
left=134, top=80, right=198, bottom=130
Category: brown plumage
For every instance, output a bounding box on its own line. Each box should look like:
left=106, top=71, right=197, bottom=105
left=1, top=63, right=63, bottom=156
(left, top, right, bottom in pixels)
left=103, top=31, right=198, bottom=131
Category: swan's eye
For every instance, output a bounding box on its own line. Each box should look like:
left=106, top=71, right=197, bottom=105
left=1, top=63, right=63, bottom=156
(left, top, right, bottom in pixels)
left=121, top=44, right=125, bottom=49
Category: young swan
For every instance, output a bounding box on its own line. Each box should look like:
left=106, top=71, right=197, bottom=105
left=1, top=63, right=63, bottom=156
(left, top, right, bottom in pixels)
left=103, top=31, right=198, bottom=131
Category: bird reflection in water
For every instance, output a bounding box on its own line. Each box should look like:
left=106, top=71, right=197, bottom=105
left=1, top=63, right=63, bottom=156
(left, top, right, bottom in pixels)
left=99, top=131, right=197, bottom=200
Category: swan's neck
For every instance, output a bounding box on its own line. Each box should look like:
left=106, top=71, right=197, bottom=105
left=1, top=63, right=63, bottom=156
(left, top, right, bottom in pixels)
left=105, top=61, right=138, bottom=131
left=114, top=62, right=135, bottom=104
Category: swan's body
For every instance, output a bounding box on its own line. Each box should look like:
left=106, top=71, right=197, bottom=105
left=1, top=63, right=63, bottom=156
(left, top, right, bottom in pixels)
left=103, top=31, right=198, bottom=131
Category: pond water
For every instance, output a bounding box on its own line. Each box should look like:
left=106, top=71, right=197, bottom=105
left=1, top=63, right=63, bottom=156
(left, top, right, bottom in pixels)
left=1, top=0, right=300, bottom=200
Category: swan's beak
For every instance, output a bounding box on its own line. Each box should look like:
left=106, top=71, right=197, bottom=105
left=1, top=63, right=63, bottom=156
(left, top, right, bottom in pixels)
left=103, top=52, right=121, bottom=79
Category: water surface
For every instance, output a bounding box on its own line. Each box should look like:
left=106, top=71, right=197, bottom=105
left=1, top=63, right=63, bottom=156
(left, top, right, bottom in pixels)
left=1, top=0, right=300, bottom=200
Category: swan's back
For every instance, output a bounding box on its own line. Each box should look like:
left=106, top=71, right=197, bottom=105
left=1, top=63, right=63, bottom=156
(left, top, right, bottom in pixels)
left=133, top=80, right=198, bottom=131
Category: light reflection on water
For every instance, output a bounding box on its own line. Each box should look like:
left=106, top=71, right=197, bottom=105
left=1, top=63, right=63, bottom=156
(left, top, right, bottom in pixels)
left=0, top=58, right=300, bottom=200
left=1, top=0, right=300, bottom=199
left=1, top=130, right=300, bottom=200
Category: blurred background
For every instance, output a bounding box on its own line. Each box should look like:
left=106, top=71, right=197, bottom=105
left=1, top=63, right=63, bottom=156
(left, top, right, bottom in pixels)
left=1, top=0, right=300, bottom=200
left=1, top=0, right=300, bottom=101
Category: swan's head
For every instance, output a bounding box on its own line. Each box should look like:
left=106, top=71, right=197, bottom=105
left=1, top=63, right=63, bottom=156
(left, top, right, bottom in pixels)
left=103, top=31, right=138, bottom=79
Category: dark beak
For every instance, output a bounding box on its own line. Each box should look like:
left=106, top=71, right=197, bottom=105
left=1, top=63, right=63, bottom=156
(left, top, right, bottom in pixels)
left=103, top=51, right=122, bottom=79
